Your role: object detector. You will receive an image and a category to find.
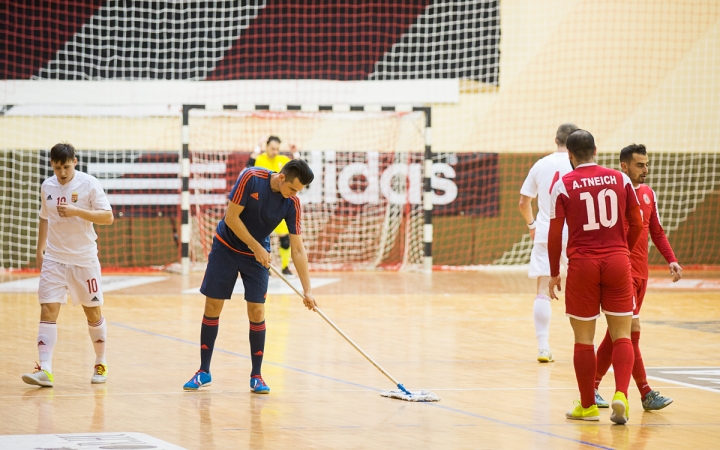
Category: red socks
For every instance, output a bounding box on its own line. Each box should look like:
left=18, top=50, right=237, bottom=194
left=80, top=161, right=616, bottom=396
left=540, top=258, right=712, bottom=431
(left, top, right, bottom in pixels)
left=631, top=331, right=652, bottom=399
left=594, top=329, right=613, bottom=389
left=612, top=337, right=634, bottom=397
left=595, top=330, right=652, bottom=400
left=574, top=343, right=597, bottom=408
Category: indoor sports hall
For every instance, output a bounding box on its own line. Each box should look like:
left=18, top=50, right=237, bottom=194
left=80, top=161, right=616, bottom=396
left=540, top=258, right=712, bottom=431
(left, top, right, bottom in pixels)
left=1, top=2, right=719, bottom=449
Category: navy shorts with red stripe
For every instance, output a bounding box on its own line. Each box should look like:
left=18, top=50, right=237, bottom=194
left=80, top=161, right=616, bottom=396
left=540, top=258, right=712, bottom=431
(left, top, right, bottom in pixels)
left=200, top=237, right=269, bottom=303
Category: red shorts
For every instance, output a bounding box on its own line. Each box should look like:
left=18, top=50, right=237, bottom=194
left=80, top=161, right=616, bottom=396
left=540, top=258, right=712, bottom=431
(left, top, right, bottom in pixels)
left=632, top=277, right=648, bottom=318
left=565, top=254, right=634, bottom=320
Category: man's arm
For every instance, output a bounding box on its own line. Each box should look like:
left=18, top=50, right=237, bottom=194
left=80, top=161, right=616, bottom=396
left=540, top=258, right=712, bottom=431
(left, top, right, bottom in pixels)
left=36, top=218, right=48, bottom=269
left=547, top=182, right=565, bottom=299
left=625, top=204, right=643, bottom=252
left=547, top=216, right=564, bottom=299
left=247, top=142, right=262, bottom=167
left=289, top=234, right=318, bottom=311
left=518, top=195, right=536, bottom=240
left=648, top=192, right=681, bottom=281
left=519, top=165, right=539, bottom=239
left=57, top=204, right=114, bottom=225
left=223, top=201, right=270, bottom=266
left=622, top=174, right=643, bottom=252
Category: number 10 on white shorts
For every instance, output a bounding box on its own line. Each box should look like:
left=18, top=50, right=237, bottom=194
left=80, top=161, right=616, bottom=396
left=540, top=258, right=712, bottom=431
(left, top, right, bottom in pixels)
left=38, top=259, right=104, bottom=306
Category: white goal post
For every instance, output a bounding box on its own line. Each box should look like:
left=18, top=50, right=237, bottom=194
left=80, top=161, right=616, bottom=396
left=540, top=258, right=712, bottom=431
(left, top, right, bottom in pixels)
left=180, top=104, right=434, bottom=275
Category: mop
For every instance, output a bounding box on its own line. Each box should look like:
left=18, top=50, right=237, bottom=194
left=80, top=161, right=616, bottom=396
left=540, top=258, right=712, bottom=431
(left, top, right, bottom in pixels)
left=269, top=264, right=440, bottom=402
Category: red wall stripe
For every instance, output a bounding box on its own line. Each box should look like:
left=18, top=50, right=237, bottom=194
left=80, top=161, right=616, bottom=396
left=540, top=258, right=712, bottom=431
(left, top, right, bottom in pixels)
left=1, top=0, right=105, bottom=79
left=206, top=1, right=430, bottom=81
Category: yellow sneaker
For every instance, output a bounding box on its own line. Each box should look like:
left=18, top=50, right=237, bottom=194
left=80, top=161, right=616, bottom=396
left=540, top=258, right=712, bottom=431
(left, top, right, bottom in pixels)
left=91, top=363, right=108, bottom=384
left=610, top=391, right=629, bottom=425
left=22, top=363, right=54, bottom=387
left=566, top=400, right=600, bottom=421
left=537, top=349, right=554, bottom=363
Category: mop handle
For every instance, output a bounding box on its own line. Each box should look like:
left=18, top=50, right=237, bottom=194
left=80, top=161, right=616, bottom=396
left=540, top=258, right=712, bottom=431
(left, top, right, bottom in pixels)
left=269, top=264, right=404, bottom=389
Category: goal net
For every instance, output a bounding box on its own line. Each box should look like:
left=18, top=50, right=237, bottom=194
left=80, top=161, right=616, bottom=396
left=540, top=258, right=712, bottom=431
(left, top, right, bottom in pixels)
left=491, top=153, right=720, bottom=268
left=2, top=111, right=718, bottom=272
left=2, top=1, right=719, bottom=270
left=0, top=106, right=181, bottom=270
left=187, top=109, right=426, bottom=271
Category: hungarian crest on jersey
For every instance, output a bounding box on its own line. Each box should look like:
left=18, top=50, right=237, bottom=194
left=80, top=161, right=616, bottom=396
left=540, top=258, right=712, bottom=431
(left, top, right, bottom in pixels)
left=643, top=193, right=651, bottom=205
left=71, top=192, right=78, bottom=203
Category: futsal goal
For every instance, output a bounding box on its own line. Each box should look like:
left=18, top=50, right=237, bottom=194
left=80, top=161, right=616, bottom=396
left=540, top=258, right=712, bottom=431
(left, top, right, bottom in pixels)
left=0, top=105, right=441, bottom=273
left=182, top=106, right=432, bottom=273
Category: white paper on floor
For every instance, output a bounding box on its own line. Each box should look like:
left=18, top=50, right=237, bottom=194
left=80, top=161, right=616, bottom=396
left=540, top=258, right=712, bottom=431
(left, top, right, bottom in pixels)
left=0, top=432, right=186, bottom=450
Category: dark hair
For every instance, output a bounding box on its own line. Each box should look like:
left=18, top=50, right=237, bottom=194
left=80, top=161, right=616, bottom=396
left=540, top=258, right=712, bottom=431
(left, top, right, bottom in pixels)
left=267, top=135, right=281, bottom=145
left=556, top=123, right=579, bottom=146
left=50, top=142, right=76, bottom=163
left=281, top=159, right=314, bottom=185
left=566, top=130, right=595, bottom=161
left=619, top=143, right=647, bottom=164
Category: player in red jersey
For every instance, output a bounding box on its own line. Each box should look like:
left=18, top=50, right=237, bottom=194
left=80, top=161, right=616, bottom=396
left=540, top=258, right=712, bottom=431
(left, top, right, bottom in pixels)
left=593, top=144, right=682, bottom=411
left=548, top=130, right=643, bottom=424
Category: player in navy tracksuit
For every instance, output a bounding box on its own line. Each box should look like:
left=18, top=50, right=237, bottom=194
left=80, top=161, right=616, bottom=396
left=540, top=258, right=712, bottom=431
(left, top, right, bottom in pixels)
left=183, top=159, right=316, bottom=393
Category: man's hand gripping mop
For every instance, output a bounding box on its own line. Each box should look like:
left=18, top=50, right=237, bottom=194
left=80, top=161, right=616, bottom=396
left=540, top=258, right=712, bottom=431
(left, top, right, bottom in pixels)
left=269, top=265, right=439, bottom=402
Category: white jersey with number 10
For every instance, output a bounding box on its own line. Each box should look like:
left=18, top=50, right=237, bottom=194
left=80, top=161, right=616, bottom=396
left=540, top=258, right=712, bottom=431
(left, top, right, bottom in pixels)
left=40, top=171, right=112, bottom=267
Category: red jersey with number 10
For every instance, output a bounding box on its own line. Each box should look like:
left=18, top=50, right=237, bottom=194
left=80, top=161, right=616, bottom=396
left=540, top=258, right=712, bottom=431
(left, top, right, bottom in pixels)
left=550, top=163, right=640, bottom=259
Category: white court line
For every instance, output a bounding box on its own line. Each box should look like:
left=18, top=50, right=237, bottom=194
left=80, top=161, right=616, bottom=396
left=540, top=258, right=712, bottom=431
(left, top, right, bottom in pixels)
left=647, top=278, right=720, bottom=290
left=0, top=276, right=168, bottom=293
left=181, top=276, right=340, bottom=294
left=646, top=375, right=720, bottom=394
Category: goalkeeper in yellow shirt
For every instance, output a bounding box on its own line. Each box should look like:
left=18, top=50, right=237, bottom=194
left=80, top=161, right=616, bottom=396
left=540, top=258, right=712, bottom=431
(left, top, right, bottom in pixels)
left=247, top=135, right=295, bottom=275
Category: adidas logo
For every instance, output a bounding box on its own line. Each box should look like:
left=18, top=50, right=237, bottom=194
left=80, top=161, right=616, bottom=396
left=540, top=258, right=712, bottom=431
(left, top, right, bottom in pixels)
left=253, top=351, right=263, bottom=356
left=91, top=296, right=99, bottom=302
left=46, top=195, right=52, bottom=200
left=201, top=344, right=209, bottom=350
left=38, top=340, right=46, bottom=346
left=250, top=192, right=259, bottom=200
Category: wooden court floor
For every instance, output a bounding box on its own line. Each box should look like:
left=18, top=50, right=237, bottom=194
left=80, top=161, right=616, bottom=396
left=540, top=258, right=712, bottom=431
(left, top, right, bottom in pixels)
left=1, top=270, right=719, bottom=449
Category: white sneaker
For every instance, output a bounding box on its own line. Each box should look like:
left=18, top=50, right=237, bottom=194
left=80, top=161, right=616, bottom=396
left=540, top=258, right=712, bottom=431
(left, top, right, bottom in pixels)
left=91, top=364, right=108, bottom=384
left=22, top=364, right=54, bottom=387
left=537, top=349, right=554, bottom=363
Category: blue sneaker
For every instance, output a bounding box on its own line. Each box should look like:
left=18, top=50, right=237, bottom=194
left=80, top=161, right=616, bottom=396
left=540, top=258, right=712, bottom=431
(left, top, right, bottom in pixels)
left=183, top=370, right=211, bottom=390
left=642, top=390, right=673, bottom=411
left=250, top=375, right=270, bottom=394
left=595, top=389, right=610, bottom=408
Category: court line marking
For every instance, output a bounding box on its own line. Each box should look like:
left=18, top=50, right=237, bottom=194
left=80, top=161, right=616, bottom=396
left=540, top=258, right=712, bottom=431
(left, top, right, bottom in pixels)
left=112, top=321, right=612, bottom=449
left=423, top=403, right=614, bottom=450
left=646, top=375, right=720, bottom=394
left=5, top=385, right=701, bottom=401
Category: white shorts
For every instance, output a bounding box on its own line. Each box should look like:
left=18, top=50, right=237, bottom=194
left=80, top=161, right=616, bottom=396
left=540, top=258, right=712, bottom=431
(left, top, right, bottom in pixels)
left=528, top=243, right=567, bottom=278
left=39, top=259, right=104, bottom=307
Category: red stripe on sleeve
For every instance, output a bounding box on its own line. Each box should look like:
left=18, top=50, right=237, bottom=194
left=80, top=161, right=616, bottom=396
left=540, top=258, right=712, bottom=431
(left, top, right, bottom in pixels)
left=231, top=169, right=268, bottom=204
left=232, top=170, right=254, bottom=204
left=291, top=196, right=302, bottom=234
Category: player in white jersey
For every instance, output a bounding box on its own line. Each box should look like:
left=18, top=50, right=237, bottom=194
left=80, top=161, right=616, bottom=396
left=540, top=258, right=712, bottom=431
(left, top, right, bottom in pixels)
left=519, top=123, right=578, bottom=362
left=22, top=143, right=114, bottom=388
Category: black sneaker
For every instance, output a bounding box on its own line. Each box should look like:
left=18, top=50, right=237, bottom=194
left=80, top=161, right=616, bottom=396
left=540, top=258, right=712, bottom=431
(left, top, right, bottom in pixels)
left=282, top=267, right=293, bottom=276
